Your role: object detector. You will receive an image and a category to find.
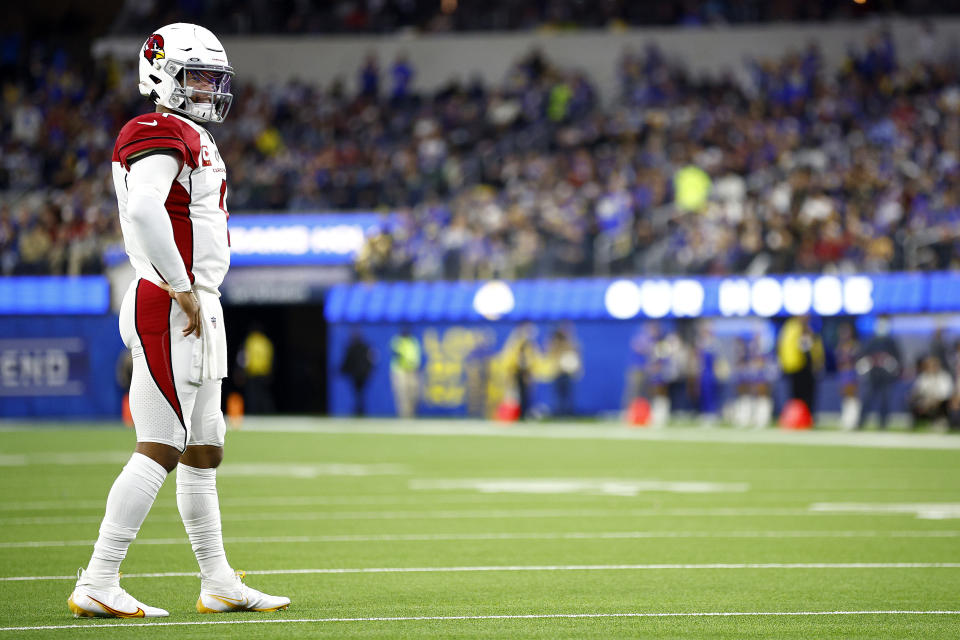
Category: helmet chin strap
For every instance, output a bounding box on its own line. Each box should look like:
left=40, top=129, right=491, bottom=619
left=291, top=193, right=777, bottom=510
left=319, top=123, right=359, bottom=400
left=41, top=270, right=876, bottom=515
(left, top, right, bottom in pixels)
left=190, top=102, right=215, bottom=119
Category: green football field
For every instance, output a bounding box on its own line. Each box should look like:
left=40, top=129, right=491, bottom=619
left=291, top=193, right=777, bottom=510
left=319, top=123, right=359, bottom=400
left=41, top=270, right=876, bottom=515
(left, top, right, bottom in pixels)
left=1, top=418, right=959, bottom=638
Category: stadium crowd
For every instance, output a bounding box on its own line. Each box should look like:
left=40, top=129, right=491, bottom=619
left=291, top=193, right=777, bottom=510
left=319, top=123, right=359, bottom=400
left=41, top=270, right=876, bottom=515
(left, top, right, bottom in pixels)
left=5, top=29, right=960, bottom=280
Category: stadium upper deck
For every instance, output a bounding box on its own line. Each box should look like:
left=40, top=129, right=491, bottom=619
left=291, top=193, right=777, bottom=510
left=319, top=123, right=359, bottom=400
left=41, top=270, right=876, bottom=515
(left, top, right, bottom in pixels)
left=103, top=0, right=960, bottom=34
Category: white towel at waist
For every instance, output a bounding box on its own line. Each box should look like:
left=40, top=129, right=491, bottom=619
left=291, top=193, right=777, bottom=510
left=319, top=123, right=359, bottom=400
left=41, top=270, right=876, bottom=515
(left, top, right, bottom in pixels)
left=188, top=287, right=228, bottom=385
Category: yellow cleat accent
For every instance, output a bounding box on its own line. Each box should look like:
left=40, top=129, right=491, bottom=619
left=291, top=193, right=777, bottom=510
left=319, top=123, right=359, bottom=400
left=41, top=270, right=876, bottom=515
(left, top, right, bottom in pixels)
left=253, top=604, right=290, bottom=612
left=68, top=568, right=167, bottom=618
left=68, top=595, right=95, bottom=618
left=196, top=570, right=290, bottom=613
left=196, top=598, right=219, bottom=614
left=198, top=600, right=289, bottom=613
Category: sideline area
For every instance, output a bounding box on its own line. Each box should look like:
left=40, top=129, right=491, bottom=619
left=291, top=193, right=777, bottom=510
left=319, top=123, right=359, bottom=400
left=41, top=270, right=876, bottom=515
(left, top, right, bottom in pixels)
left=3, top=417, right=960, bottom=450
left=239, top=417, right=960, bottom=450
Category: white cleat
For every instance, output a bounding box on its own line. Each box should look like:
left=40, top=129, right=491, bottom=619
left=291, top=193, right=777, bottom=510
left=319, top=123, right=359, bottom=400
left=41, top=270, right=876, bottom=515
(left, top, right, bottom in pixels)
left=68, top=569, right=169, bottom=618
left=197, top=571, right=290, bottom=613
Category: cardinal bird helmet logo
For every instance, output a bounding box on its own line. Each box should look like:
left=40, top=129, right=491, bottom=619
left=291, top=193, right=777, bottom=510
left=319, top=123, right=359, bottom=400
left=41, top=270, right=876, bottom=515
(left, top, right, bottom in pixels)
left=143, top=34, right=165, bottom=63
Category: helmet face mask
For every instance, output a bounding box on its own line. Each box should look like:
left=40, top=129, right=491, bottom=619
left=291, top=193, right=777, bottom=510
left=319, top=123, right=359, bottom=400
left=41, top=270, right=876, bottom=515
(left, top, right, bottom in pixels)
left=172, top=64, right=234, bottom=122
left=138, top=24, right=234, bottom=124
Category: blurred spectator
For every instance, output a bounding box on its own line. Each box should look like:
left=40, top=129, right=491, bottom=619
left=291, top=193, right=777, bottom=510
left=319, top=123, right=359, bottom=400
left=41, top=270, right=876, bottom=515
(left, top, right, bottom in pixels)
left=948, top=393, right=960, bottom=431
left=649, top=327, right=684, bottom=426
left=340, top=332, right=375, bottom=416
left=623, top=323, right=658, bottom=408
left=929, top=328, right=951, bottom=371
left=691, top=323, right=724, bottom=425
left=778, top=316, right=824, bottom=420
left=909, top=355, right=953, bottom=429
left=947, top=342, right=960, bottom=431
left=464, top=333, right=495, bottom=417
left=673, top=162, right=711, bottom=214
left=730, top=332, right=776, bottom=428
left=855, top=316, right=902, bottom=430
left=949, top=339, right=960, bottom=377
left=240, top=325, right=275, bottom=414
left=513, top=325, right=537, bottom=420
left=834, top=323, right=860, bottom=430
left=729, top=336, right=753, bottom=427
left=359, top=53, right=380, bottom=98
left=115, top=349, right=134, bottom=427
left=390, top=53, right=414, bottom=104
left=390, top=327, right=421, bottom=418
left=547, top=325, right=581, bottom=417
left=748, top=333, right=778, bottom=429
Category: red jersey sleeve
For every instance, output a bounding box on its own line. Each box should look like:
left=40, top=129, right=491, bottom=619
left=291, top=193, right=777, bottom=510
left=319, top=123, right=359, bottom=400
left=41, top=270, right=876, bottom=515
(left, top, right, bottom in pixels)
left=112, top=114, right=202, bottom=171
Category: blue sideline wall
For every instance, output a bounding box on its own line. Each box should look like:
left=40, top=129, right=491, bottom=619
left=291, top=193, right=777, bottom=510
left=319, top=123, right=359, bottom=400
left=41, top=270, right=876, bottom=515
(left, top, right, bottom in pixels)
left=0, top=315, right=125, bottom=418
left=328, top=320, right=639, bottom=418
left=327, top=319, right=908, bottom=418
left=0, top=277, right=124, bottom=418
left=324, top=273, right=952, bottom=418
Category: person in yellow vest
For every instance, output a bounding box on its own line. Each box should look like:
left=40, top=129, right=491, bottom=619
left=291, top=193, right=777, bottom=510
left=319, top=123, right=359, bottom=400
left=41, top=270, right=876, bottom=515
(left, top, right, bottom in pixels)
left=241, top=326, right=275, bottom=414
left=778, top=315, right=824, bottom=421
left=673, top=163, right=711, bottom=214
left=390, top=328, right=421, bottom=418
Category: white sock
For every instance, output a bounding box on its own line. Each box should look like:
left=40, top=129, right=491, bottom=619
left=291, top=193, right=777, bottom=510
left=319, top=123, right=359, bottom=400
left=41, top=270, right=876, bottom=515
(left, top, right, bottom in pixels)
left=651, top=396, right=670, bottom=427
left=753, top=396, right=773, bottom=429
left=841, top=397, right=861, bottom=430
left=176, top=463, right=234, bottom=585
left=733, top=397, right=751, bottom=428
left=84, top=452, right=167, bottom=585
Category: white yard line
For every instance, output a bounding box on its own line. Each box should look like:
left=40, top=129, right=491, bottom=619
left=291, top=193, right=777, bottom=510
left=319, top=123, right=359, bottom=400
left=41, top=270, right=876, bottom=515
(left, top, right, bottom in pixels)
left=810, top=503, right=960, bottom=520
left=2, top=530, right=959, bottom=549
left=4, top=562, right=960, bottom=582
left=0, top=507, right=882, bottom=526
left=11, top=500, right=960, bottom=526
left=409, top=478, right=750, bottom=495
left=5, top=495, right=959, bottom=515
left=217, top=463, right=408, bottom=478
left=2, top=610, right=960, bottom=632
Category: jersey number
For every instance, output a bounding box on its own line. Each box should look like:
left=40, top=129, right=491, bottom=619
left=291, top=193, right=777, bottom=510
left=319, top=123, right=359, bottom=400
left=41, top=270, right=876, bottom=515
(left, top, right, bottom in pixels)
left=219, top=179, right=230, bottom=247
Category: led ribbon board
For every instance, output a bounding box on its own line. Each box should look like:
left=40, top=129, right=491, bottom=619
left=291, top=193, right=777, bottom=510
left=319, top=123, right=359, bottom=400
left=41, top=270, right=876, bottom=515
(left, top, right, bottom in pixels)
left=228, top=213, right=384, bottom=266
left=326, top=272, right=936, bottom=323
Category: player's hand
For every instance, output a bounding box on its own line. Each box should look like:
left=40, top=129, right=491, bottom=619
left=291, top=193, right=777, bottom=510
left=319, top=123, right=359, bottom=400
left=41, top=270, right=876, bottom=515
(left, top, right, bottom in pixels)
left=159, top=283, right=201, bottom=337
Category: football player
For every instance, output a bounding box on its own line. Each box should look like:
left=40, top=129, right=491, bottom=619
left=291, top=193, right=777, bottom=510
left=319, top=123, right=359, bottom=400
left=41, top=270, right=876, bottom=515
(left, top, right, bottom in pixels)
left=68, top=23, right=290, bottom=618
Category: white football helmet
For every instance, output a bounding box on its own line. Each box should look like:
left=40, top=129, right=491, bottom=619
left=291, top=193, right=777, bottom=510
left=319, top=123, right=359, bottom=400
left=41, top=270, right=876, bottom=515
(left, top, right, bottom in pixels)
left=138, top=23, right=234, bottom=124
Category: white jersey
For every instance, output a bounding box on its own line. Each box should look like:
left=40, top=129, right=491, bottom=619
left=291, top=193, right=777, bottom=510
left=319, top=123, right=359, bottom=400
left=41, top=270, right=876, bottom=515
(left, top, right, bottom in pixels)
left=112, top=111, right=230, bottom=291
